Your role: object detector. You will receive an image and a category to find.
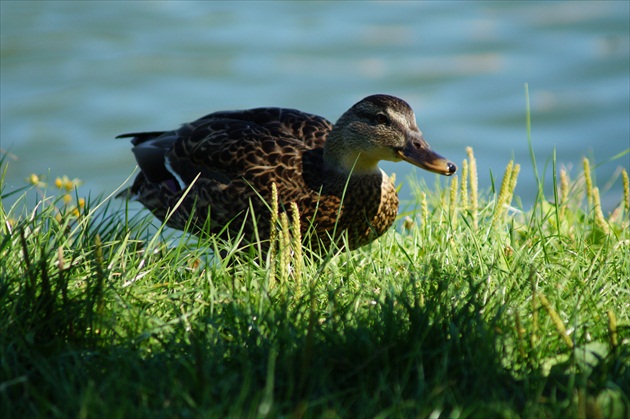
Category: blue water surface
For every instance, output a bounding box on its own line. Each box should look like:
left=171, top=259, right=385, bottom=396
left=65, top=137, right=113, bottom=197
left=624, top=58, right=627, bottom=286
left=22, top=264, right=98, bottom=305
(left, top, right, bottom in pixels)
left=1, top=1, right=628, bottom=212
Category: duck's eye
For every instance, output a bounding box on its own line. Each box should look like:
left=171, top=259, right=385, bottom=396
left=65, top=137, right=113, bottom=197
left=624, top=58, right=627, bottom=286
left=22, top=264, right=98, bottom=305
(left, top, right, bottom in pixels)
left=375, top=113, right=389, bottom=125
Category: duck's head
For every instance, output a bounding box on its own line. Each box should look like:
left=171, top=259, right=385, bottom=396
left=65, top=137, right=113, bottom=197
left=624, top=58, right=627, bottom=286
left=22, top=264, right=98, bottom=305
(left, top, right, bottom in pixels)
left=323, top=94, right=457, bottom=177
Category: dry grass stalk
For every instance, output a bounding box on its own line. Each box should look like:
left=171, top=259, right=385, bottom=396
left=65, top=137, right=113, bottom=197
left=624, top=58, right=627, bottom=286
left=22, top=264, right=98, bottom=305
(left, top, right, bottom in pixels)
left=466, top=147, right=478, bottom=228
left=622, top=168, right=629, bottom=212
left=583, top=157, right=593, bottom=206
left=290, top=201, right=303, bottom=288
left=507, top=164, right=520, bottom=207
left=559, top=168, right=570, bottom=207
left=592, top=187, right=610, bottom=235
left=268, top=182, right=279, bottom=284
left=279, top=212, right=291, bottom=281
left=449, top=176, right=458, bottom=228
left=491, top=161, right=514, bottom=231
left=538, top=292, right=574, bottom=349
left=460, top=159, right=469, bottom=210
left=490, top=162, right=520, bottom=232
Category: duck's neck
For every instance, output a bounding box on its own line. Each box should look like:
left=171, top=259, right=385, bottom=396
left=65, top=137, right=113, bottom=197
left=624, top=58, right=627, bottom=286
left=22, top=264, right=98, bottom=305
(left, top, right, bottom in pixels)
left=323, top=131, right=381, bottom=176
left=323, top=154, right=381, bottom=176
left=321, top=164, right=389, bottom=199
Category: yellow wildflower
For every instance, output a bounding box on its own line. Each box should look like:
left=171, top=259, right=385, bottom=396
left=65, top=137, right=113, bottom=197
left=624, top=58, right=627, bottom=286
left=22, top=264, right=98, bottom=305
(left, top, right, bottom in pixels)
left=26, top=173, right=47, bottom=188
left=64, top=179, right=75, bottom=191
left=53, top=175, right=82, bottom=191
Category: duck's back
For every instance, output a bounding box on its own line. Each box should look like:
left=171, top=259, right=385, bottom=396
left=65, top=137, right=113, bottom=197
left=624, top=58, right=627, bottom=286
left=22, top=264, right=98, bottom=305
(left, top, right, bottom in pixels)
left=163, top=108, right=332, bottom=190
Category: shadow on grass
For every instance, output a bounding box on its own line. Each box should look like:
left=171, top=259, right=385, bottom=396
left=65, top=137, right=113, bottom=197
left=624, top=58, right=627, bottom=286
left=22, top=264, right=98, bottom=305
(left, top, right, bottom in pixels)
left=3, top=245, right=627, bottom=418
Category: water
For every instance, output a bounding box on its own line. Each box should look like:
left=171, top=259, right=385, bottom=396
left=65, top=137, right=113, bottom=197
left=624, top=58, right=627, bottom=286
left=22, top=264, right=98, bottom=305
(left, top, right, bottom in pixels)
left=2, top=1, right=629, bottom=212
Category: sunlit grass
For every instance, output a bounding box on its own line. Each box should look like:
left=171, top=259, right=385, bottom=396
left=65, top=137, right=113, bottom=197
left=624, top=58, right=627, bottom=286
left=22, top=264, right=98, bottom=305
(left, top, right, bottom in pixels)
left=1, top=142, right=628, bottom=417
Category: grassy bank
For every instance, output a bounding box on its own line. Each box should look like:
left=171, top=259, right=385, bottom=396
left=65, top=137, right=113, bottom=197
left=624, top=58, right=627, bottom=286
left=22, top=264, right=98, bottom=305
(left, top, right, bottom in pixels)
left=1, top=147, right=628, bottom=418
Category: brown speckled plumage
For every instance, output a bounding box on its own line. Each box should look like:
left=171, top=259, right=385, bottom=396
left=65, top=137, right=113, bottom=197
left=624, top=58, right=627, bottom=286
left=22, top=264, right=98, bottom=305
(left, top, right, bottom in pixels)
left=118, top=94, right=456, bottom=252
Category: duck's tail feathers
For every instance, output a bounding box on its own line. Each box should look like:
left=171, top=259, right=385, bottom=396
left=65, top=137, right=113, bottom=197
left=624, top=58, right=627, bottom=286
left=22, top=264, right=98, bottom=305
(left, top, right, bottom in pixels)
left=116, top=131, right=168, bottom=145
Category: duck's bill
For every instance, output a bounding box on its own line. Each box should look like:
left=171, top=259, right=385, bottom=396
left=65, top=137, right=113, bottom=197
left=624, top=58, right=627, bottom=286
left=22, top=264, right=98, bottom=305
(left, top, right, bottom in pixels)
left=397, top=141, right=457, bottom=176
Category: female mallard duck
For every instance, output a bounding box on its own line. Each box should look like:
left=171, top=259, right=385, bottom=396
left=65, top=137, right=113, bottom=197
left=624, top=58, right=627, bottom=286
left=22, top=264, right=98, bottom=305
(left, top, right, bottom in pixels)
left=119, top=94, right=456, bottom=252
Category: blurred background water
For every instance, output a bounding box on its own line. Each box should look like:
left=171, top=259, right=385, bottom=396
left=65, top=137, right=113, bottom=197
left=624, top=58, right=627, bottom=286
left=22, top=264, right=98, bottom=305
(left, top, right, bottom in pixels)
left=2, top=1, right=629, bottom=213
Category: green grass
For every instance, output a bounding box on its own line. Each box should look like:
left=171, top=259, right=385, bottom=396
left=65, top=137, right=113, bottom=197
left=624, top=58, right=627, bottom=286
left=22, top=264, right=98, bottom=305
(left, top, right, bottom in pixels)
left=1, top=145, right=629, bottom=418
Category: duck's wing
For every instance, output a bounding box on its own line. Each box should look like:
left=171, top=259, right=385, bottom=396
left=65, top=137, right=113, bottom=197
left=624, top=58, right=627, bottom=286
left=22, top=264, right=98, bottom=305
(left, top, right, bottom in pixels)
left=165, top=107, right=332, bottom=188
left=116, top=108, right=331, bottom=189
left=120, top=107, right=334, bottom=237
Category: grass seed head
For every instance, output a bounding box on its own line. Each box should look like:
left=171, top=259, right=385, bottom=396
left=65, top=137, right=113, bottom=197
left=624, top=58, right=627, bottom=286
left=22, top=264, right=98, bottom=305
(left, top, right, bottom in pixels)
left=583, top=157, right=593, bottom=206
left=449, top=175, right=458, bottom=228
left=622, top=168, right=629, bottom=211
left=592, top=187, right=610, bottom=235
left=560, top=168, right=570, bottom=206
left=466, top=147, right=478, bottom=228
left=460, top=159, right=469, bottom=210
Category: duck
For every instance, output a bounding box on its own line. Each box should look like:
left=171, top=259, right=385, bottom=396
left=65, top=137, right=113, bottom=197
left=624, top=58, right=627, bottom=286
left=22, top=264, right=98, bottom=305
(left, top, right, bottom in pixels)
left=118, top=94, right=456, bottom=253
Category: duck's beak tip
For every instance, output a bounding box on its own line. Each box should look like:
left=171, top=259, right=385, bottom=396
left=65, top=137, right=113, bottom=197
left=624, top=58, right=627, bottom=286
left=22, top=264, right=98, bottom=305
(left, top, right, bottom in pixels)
left=445, top=161, right=457, bottom=176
